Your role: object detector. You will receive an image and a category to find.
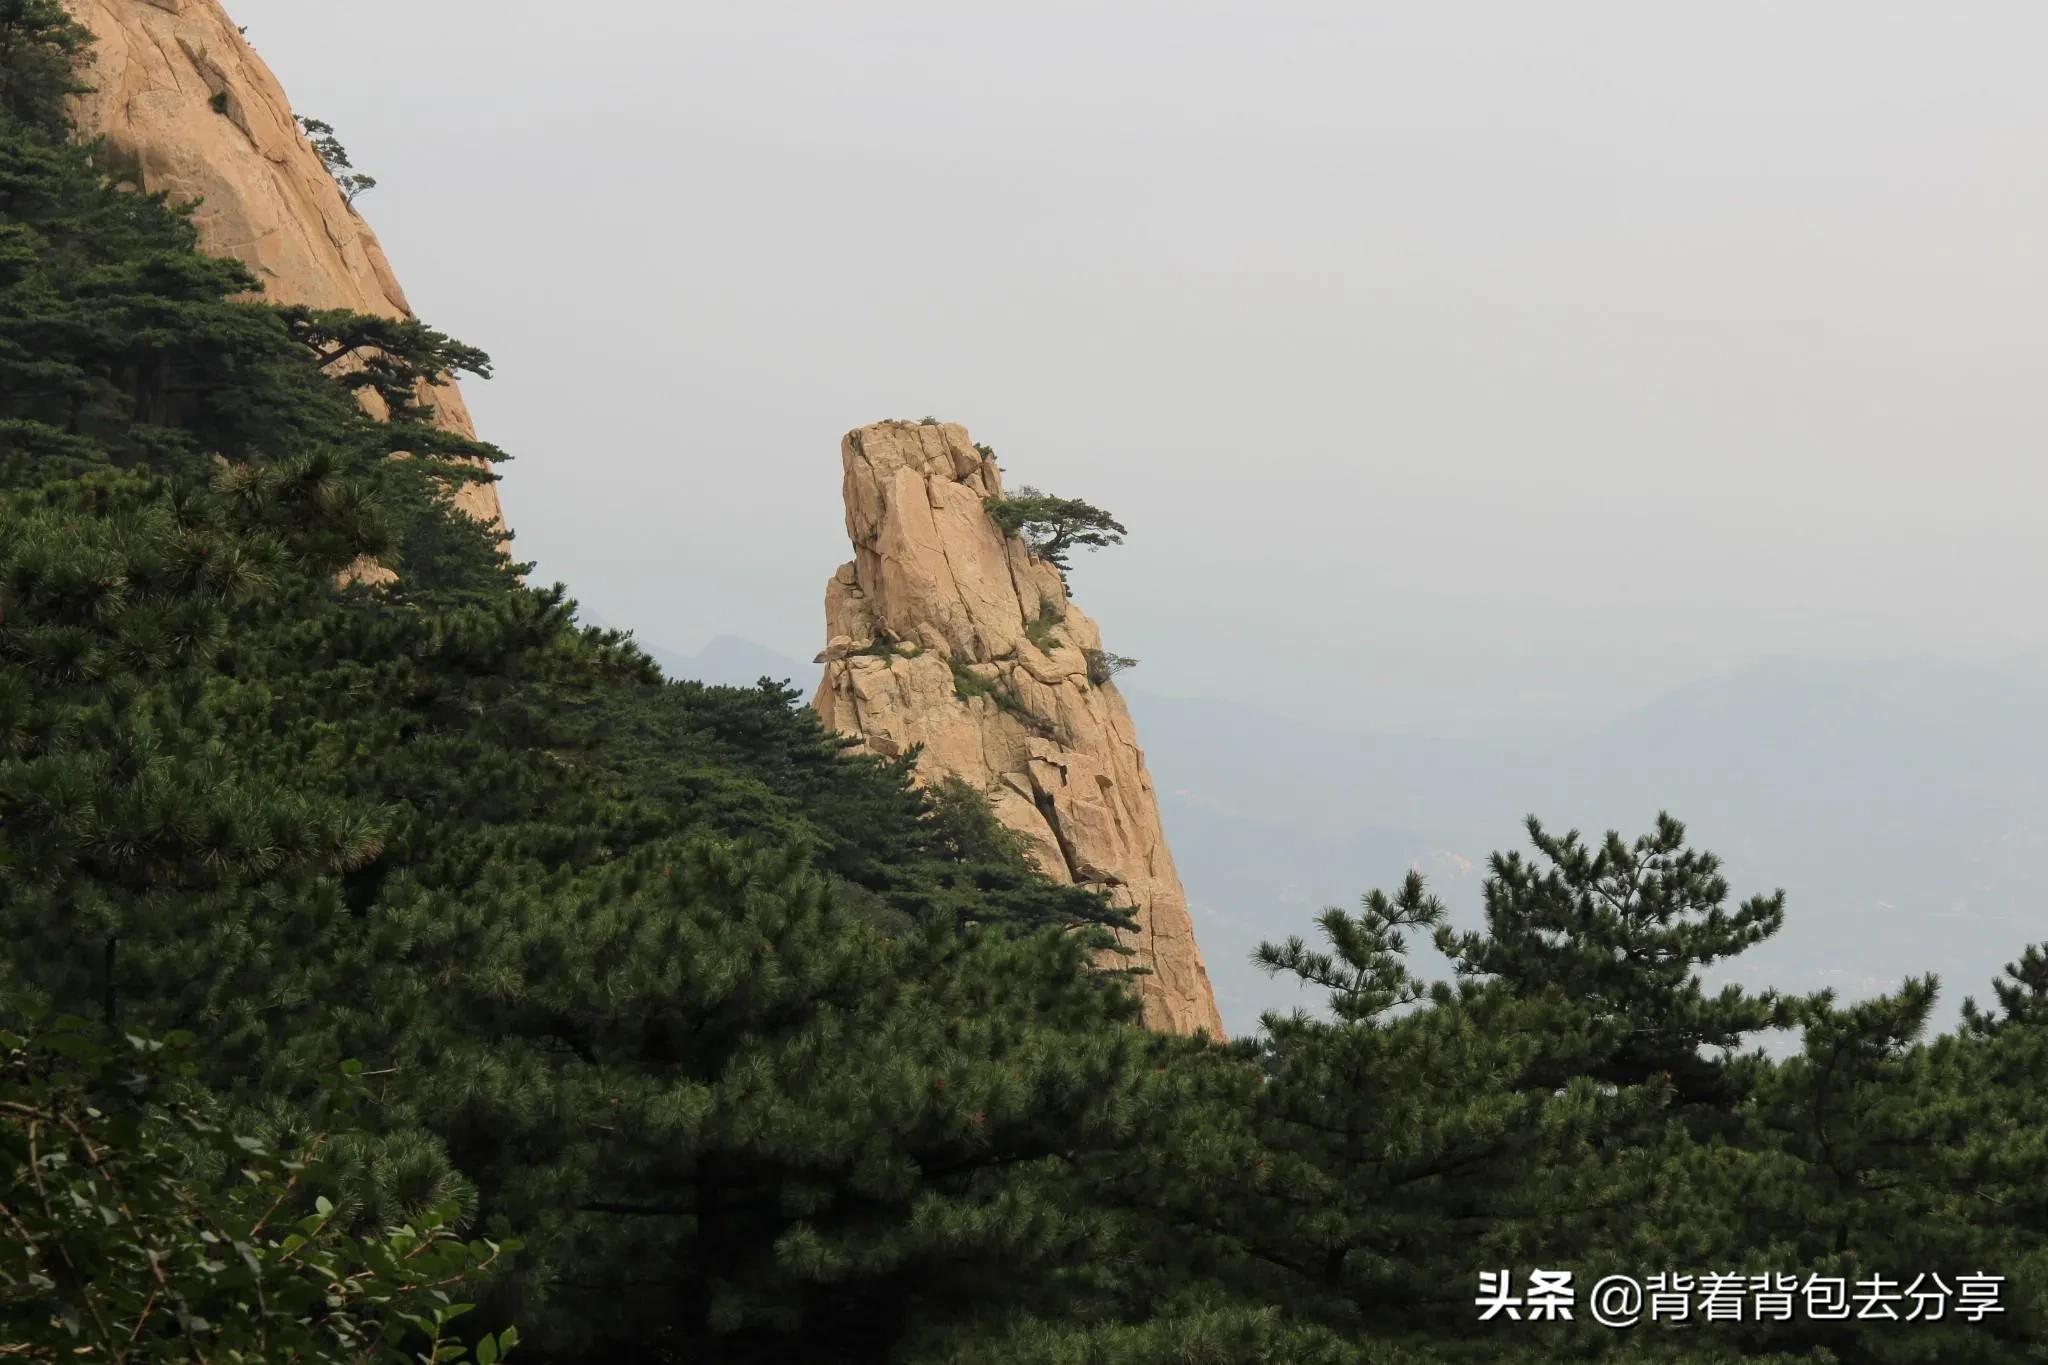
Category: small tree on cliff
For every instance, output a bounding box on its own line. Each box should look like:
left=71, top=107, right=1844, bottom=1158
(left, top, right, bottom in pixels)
left=297, top=115, right=377, bottom=205
left=985, top=485, right=1126, bottom=573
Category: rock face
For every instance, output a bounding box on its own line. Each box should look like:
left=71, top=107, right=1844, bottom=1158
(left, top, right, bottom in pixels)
left=813, top=421, right=1225, bottom=1038
left=62, top=0, right=504, bottom=531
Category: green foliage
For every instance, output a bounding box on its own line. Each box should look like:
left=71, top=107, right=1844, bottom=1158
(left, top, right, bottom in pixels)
left=985, top=486, right=1128, bottom=573
left=425, top=840, right=1164, bottom=1355
left=903, top=1304, right=1374, bottom=1364
left=0, top=1014, right=518, bottom=1363
left=925, top=774, right=1036, bottom=867
left=1435, top=813, right=1795, bottom=1108
left=280, top=304, right=496, bottom=419
left=1104, top=869, right=1668, bottom=1353
left=952, top=655, right=997, bottom=700
left=1083, top=649, right=1137, bottom=685
left=297, top=115, right=378, bottom=205
left=1964, top=942, right=2048, bottom=1035
left=1075, top=817, right=2048, bottom=1362
left=0, top=469, right=384, bottom=1027
left=1024, top=605, right=1066, bottom=653
left=950, top=657, right=1058, bottom=740
left=0, top=0, right=91, bottom=129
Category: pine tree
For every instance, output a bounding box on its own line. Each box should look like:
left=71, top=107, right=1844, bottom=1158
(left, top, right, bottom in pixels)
left=1962, top=943, right=2048, bottom=1035
left=1102, top=870, right=1670, bottom=1357
left=0, top=467, right=385, bottom=1027
left=1711, top=978, right=2048, bottom=1362
left=296, top=116, right=378, bottom=205
left=0, top=0, right=90, bottom=127
left=1436, top=814, right=1795, bottom=1109
left=984, top=486, right=1128, bottom=573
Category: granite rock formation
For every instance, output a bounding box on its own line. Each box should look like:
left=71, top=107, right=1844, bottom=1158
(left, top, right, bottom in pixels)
left=813, top=421, right=1225, bottom=1037
left=63, top=0, right=504, bottom=533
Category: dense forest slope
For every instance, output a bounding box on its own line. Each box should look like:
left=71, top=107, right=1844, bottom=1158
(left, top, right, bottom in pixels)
left=4, top=5, right=2048, bottom=1363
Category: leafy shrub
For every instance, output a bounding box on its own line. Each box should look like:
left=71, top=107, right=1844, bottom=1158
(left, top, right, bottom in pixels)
left=1024, top=605, right=1066, bottom=653
left=0, top=1013, right=520, bottom=1363
left=951, top=657, right=997, bottom=701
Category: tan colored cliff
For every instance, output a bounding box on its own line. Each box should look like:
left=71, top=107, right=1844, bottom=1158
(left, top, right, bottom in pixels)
left=63, top=0, right=504, bottom=535
left=812, top=421, right=1225, bottom=1038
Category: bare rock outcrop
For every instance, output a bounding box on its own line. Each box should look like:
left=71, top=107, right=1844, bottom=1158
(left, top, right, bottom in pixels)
left=62, top=0, right=504, bottom=531
left=813, top=421, right=1225, bottom=1037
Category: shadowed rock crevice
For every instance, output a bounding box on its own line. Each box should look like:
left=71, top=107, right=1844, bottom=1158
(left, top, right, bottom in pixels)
left=812, top=420, right=1224, bottom=1037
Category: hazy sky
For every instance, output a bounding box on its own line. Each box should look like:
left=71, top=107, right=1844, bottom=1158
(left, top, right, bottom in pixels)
left=230, top=0, right=2048, bottom=744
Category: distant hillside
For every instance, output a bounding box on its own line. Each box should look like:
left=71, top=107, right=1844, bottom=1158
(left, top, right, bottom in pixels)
left=1111, top=691, right=1523, bottom=1028
left=642, top=634, right=811, bottom=690
left=1135, top=657, right=2048, bottom=1033
left=1544, top=657, right=2048, bottom=1021
left=576, top=616, right=810, bottom=690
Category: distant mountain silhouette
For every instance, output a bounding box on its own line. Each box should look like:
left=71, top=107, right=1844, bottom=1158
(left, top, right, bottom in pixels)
left=1134, top=657, right=2048, bottom=1034
left=675, top=636, right=810, bottom=689
left=632, top=632, right=812, bottom=690
left=1120, top=690, right=1526, bottom=1029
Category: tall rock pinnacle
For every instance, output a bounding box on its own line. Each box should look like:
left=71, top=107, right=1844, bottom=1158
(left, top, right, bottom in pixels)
left=62, top=0, right=504, bottom=534
left=813, top=421, right=1225, bottom=1037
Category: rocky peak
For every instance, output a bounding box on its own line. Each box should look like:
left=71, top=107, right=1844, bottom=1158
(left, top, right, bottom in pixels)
left=813, top=421, right=1225, bottom=1037
left=63, top=0, right=504, bottom=536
